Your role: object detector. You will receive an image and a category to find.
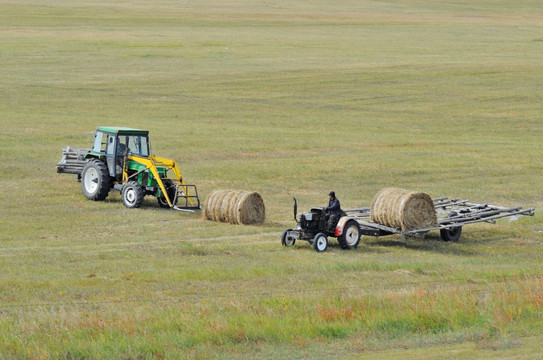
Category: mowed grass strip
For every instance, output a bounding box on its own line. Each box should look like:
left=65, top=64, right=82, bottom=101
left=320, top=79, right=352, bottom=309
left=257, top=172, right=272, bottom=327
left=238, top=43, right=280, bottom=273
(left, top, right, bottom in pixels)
left=1, top=0, right=542, bottom=359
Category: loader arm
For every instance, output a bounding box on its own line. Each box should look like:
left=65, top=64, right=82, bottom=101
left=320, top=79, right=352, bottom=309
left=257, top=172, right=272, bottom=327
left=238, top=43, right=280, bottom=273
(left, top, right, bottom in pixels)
left=148, top=155, right=198, bottom=208
left=124, top=155, right=198, bottom=208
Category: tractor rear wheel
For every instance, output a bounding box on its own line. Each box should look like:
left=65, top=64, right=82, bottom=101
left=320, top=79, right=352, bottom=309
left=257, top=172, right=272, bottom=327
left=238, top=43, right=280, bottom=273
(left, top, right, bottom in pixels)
left=157, top=179, right=176, bottom=208
left=122, top=181, right=144, bottom=208
left=338, top=220, right=361, bottom=249
left=81, top=159, right=112, bottom=201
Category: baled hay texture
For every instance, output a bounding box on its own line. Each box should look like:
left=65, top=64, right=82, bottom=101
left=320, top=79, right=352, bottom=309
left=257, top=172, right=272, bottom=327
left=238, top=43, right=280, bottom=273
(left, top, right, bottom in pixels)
left=212, top=189, right=231, bottom=222
left=237, top=191, right=266, bottom=225
left=203, top=190, right=223, bottom=221
left=227, top=190, right=247, bottom=224
left=370, top=188, right=437, bottom=231
left=203, top=189, right=265, bottom=225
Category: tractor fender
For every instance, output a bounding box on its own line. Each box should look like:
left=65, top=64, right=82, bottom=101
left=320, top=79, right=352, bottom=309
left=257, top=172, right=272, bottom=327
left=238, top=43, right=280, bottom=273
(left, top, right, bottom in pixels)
left=334, top=217, right=350, bottom=237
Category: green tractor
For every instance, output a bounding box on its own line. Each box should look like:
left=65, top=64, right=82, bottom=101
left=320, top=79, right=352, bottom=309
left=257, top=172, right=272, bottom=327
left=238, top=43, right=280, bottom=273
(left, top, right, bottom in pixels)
left=57, top=126, right=200, bottom=211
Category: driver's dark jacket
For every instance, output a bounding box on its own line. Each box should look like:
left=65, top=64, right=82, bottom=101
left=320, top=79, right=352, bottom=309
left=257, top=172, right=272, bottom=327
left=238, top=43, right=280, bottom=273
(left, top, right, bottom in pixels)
left=326, top=198, right=341, bottom=216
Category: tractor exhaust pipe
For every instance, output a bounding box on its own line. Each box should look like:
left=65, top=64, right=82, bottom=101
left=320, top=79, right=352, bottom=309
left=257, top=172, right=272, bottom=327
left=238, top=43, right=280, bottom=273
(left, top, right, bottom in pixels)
left=293, top=197, right=298, bottom=221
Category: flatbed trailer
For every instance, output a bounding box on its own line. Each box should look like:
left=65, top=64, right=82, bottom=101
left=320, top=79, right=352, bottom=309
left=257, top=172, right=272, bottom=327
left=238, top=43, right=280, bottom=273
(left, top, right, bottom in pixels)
left=282, top=197, right=535, bottom=251
left=343, top=198, right=535, bottom=241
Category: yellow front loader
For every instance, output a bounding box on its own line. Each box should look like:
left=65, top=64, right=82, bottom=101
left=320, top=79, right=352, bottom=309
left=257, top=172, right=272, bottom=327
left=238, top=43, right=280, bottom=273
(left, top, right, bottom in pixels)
left=120, top=153, right=201, bottom=211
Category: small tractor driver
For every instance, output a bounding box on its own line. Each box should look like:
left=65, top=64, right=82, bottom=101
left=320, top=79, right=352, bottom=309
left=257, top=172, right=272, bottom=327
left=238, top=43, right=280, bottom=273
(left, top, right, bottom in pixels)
left=325, top=191, right=342, bottom=231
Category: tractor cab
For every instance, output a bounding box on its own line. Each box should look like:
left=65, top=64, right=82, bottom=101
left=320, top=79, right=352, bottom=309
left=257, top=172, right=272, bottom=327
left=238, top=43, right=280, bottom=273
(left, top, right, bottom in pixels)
left=88, top=127, right=150, bottom=180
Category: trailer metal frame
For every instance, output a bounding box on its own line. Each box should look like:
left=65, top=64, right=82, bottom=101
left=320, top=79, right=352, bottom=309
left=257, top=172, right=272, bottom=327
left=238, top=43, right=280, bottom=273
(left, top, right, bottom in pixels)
left=343, top=198, right=535, bottom=238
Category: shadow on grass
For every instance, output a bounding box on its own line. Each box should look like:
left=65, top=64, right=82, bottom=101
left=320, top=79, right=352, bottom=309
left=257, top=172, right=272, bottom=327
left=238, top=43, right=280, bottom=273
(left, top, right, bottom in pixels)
left=364, top=234, right=480, bottom=257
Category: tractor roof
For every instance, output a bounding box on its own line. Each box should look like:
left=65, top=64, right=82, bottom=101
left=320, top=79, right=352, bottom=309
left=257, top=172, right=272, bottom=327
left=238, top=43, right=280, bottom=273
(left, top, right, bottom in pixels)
left=97, top=126, right=149, bottom=135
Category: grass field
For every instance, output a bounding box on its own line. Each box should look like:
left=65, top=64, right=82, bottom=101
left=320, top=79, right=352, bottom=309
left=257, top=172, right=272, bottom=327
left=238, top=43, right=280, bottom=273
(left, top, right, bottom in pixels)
left=1, top=0, right=542, bottom=358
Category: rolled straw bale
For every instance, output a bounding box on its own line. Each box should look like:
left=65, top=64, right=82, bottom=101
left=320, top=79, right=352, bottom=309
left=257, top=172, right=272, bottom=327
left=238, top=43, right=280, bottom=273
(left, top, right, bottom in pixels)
left=370, top=188, right=437, bottom=231
left=203, top=189, right=265, bottom=225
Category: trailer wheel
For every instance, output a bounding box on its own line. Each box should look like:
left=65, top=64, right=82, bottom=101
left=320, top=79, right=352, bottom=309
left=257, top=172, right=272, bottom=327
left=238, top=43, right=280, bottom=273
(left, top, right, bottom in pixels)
left=122, top=181, right=144, bottom=208
left=157, top=179, right=176, bottom=208
left=338, top=220, right=361, bottom=249
left=440, top=227, right=462, bottom=242
left=281, top=229, right=295, bottom=247
left=81, top=159, right=112, bottom=201
left=313, top=233, right=328, bottom=252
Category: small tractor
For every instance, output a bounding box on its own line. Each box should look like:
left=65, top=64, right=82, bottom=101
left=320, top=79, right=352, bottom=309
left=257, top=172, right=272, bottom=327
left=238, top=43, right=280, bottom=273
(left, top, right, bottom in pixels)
left=281, top=198, right=361, bottom=252
left=57, top=126, right=200, bottom=211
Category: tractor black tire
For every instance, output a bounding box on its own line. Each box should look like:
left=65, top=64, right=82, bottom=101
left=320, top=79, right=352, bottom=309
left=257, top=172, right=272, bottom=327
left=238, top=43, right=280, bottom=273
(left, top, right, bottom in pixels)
left=338, top=220, right=361, bottom=249
left=157, top=179, right=176, bottom=208
left=81, top=159, right=112, bottom=201
left=122, top=181, right=144, bottom=208
left=313, top=233, right=328, bottom=252
left=281, top=229, right=295, bottom=247
left=440, top=227, right=462, bottom=242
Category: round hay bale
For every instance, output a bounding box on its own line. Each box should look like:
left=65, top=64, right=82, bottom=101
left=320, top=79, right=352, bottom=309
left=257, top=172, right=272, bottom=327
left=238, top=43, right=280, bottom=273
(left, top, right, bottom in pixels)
left=203, top=189, right=265, bottom=225
left=370, top=188, right=437, bottom=231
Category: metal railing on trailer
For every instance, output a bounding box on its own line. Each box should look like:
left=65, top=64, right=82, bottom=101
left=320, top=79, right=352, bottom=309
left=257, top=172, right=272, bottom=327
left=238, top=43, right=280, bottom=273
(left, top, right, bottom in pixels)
left=344, top=198, right=535, bottom=240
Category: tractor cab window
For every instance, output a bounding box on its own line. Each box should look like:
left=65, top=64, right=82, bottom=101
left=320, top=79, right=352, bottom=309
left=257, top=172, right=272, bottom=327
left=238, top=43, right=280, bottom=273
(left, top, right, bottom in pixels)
left=106, top=134, right=116, bottom=156
left=92, top=131, right=106, bottom=153
left=117, top=135, right=149, bottom=157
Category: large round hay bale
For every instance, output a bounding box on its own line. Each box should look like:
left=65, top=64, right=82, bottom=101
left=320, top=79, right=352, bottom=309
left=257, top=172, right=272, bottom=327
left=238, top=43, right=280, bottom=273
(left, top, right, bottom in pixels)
left=370, top=188, right=437, bottom=231
left=203, top=189, right=265, bottom=225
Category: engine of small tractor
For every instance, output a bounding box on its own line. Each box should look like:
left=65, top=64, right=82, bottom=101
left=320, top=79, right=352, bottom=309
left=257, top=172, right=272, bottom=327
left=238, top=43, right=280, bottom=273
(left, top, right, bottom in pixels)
left=298, top=208, right=330, bottom=237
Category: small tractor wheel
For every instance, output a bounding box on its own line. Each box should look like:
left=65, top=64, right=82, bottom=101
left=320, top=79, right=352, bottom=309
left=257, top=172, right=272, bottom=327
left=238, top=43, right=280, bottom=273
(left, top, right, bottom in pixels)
left=122, top=181, right=144, bottom=208
left=281, top=229, right=295, bottom=247
left=81, top=159, right=112, bottom=201
left=157, top=179, right=176, bottom=208
left=440, top=227, right=462, bottom=242
left=313, top=233, right=328, bottom=252
left=338, top=220, right=361, bottom=249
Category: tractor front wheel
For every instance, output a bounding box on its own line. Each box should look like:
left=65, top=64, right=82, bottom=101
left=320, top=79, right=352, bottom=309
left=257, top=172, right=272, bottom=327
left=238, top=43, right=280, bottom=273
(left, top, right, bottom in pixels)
left=81, top=159, right=112, bottom=201
left=281, top=229, right=295, bottom=247
left=313, top=233, right=328, bottom=252
left=122, top=181, right=144, bottom=208
left=157, top=179, right=176, bottom=208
